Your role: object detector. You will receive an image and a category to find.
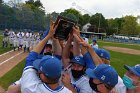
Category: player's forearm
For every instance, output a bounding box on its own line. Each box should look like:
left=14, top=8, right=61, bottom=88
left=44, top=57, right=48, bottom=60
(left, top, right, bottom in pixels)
left=62, top=39, right=72, bottom=59
left=52, top=39, right=62, bottom=56
left=73, top=37, right=80, bottom=56
left=62, top=41, right=71, bottom=67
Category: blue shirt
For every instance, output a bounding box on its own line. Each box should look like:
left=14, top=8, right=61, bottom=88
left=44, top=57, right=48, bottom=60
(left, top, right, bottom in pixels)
left=83, top=52, right=96, bottom=69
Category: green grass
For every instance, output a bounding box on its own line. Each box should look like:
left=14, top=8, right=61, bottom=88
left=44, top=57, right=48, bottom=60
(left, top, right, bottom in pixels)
left=96, top=40, right=140, bottom=77
left=0, top=36, right=13, bottom=54
left=109, top=50, right=140, bottom=77
left=0, top=60, right=25, bottom=89
left=98, top=40, right=140, bottom=50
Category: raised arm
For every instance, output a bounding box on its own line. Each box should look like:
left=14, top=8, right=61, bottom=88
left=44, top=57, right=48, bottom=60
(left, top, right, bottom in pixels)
left=52, top=38, right=62, bottom=56
left=62, top=34, right=73, bottom=68
left=33, top=21, right=58, bottom=54
left=73, top=34, right=103, bottom=66
left=73, top=26, right=80, bottom=56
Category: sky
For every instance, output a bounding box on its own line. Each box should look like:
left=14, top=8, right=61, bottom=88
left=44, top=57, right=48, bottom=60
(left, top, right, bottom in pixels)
left=4, top=0, right=140, bottom=19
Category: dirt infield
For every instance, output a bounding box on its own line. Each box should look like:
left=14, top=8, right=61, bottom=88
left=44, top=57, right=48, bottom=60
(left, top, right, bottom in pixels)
left=103, top=46, right=140, bottom=55
left=0, top=50, right=28, bottom=93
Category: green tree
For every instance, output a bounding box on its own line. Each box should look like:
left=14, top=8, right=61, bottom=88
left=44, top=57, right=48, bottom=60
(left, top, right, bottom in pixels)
left=0, top=4, right=15, bottom=29
left=89, top=13, right=108, bottom=33
left=107, top=18, right=124, bottom=35
left=82, top=14, right=90, bottom=25
left=107, top=18, right=117, bottom=35
left=25, top=0, right=44, bottom=11
left=60, top=8, right=83, bottom=24
left=121, top=16, right=138, bottom=36
left=34, top=0, right=43, bottom=8
left=25, top=0, right=34, bottom=5
left=24, top=0, right=45, bottom=30
left=136, top=25, right=140, bottom=37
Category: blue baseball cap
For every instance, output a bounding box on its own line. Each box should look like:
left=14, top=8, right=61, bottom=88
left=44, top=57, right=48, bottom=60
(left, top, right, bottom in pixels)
left=92, top=39, right=97, bottom=43
left=86, top=64, right=118, bottom=87
left=95, top=48, right=110, bottom=60
left=33, top=55, right=62, bottom=78
left=124, top=64, right=140, bottom=77
left=70, top=56, right=86, bottom=66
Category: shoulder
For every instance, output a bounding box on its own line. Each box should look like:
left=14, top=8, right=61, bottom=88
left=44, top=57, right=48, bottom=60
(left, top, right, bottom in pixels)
left=75, top=75, right=93, bottom=93
left=115, top=76, right=127, bottom=93
left=62, top=87, right=73, bottom=93
left=75, top=75, right=89, bottom=84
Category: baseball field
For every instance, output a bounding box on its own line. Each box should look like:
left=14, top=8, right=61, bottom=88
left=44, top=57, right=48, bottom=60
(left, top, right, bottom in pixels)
left=0, top=38, right=140, bottom=92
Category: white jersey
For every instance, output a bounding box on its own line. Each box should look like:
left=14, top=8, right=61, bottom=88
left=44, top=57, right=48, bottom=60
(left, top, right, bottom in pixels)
left=91, top=44, right=98, bottom=49
left=26, top=32, right=29, bottom=37
left=9, top=31, right=14, bottom=44
left=9, top=31, right=14, bottom=38
left=21, top=68, right=72, bottom=93
left=18, top=33, right=23, bottom=45
left=30, top=34, right=35, bottom=41
left=84, top=38, right=89, bottom=44
left=114, top=76, right=126, bottom=93
left=13, top=34, right=18, bottom=41
left=70, top=74, right=93, bottom=93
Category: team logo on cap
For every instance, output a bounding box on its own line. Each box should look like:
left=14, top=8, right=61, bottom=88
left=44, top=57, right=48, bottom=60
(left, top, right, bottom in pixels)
left=135, top=64, right=140, bottom=68
left=101, top=53, right=103, bottom=57
left=101, top=75, right=106, bottom=80
left=75, top=57, right=80, bottom=61
left=40, top=66, right=43, bottom=71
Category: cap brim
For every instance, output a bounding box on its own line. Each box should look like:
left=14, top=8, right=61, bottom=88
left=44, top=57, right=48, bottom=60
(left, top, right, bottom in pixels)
left=86, top=68, right=97, bottom=78
left=124, top=65, right=140, bottom=76
left=33, top=59, right=42, bottom=70
left=70, top=61, right=80, bottom=65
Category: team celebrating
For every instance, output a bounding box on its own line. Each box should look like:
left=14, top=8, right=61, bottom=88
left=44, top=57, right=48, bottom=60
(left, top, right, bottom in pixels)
left=3, top=16, right=140, bottom=93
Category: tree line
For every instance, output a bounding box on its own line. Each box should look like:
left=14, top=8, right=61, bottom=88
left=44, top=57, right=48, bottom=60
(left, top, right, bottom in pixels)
left=0, top=0, right=140, bottom=36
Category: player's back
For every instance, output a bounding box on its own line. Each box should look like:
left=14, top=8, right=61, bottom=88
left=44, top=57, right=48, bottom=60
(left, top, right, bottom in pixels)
left=21, top=68, right=72, bottom=93
left=22, top=83, right=72, bottom=93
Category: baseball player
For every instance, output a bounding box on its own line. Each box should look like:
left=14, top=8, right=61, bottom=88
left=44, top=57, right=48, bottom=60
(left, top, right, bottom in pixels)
left=36, top=32, right=41, bottom=44
left=30, top=33, right=35, bottom=49
left=122, top=64, right=140, bottom=93
left=83, top=37, right=89, bottom=44
left=74, top=34, right=126, bottom=93
left=8, top=29, right=14, bottom=48
left=86, top=64, right=118, bottom=93
left=18, top=31, right=23, bottom=50
left=25, top=32, right=30, bottom=52
left=62, top=31, right=93, bottom=93
left=22, top=32, right=28, bottom=52
left=2, top=29, right=9, bottom=48
left=62, top=56, right=93, bottom=93
left=91, top=39, right=98, bottom=49
left=13, top=32, right=19, bottom=51
left=20, top=21, right=72, bottom=93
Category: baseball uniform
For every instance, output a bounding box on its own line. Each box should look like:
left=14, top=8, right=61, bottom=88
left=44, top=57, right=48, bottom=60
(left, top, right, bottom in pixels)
left=21, top=52, right=72, bottom=93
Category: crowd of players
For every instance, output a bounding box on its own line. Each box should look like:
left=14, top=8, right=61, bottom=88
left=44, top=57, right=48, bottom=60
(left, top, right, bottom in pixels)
left=2, top=29, right=42, bottom=52
left=3, top=22, right=140, bottom=93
